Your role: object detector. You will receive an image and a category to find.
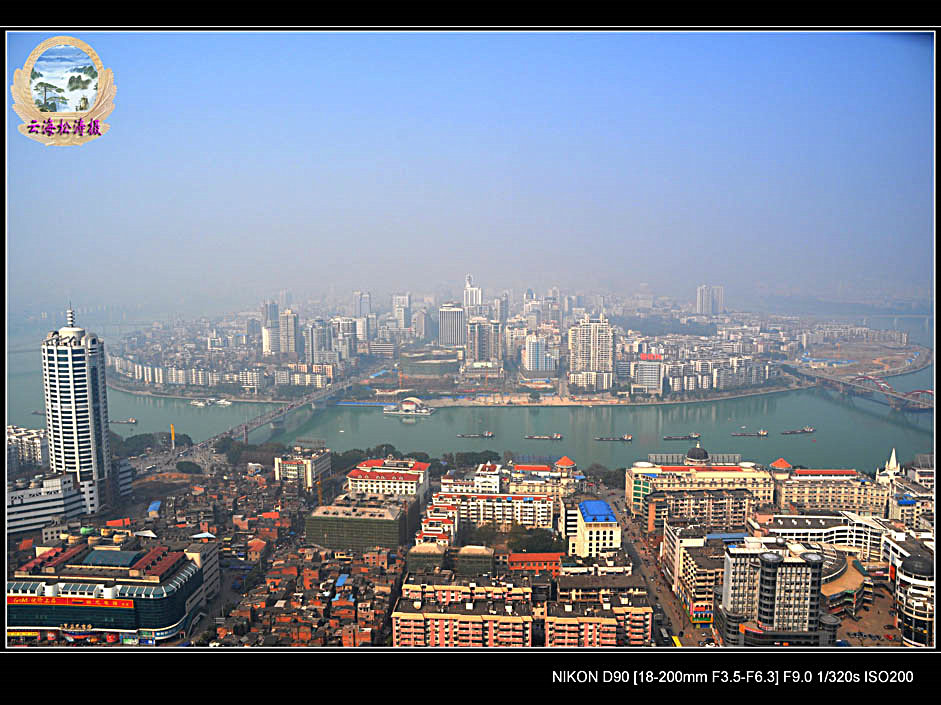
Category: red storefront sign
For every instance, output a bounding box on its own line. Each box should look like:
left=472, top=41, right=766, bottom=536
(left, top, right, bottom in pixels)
left=7, top=596, right=133, bottom=608
left=640, top=353, right=662, bottom=361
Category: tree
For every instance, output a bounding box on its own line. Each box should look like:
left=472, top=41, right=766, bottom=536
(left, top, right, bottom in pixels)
left=33, top=81, right=66, bottom=111
left=175, top=461, right=203, bottom=474
left=529, top=391, right=541, bottom=402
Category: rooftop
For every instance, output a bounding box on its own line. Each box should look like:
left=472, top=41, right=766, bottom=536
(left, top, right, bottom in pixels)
left=578, top=500, right=617, bottom=524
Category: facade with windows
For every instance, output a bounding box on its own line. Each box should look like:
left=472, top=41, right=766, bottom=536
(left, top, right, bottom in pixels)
left=7, top=474, right=85, bottom=535
left=41, top=309, right=112, bottom=515
left=7, top=539, right=206, bottom=644
left=714, top=538, right=839, bottom=647
left=571, top=500, right=621, bottom=558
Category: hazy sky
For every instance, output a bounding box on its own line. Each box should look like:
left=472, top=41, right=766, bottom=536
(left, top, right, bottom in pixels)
left=7, top=32, right=934, bottom=316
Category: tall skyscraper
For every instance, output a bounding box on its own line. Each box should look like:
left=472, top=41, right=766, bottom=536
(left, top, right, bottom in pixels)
left=438, top=303, right=466, bottom=347
left=466, top=318, right=504, bottom=364
left=303, top=319, right=334, bottom=364
left=463, top=274, right=482, bottom=311
left=567, top=313, right=614, bottom=391
left=493, top=293, right=509, bottom=323
left=42, top=308, right=112, bottom=514
left=353, top=291, right=372, bottom=317
left=261, top=300, right=279, bottom=328
left=279, top=309, right=300, bottom=358
left=523, top=333, right=555, bottom=373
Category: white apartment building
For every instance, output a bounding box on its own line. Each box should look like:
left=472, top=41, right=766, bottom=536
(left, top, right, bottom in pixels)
left=274, top=447, right=332, bottom=492
left=346, top=458, right=430, bottom=498
left=433, top=492, right=553, bottom=529
left=7, top=426, right=49, bottom=467
left=7, top=473, right=86, bottom=534
left=571, top=500, right=621, bottom=558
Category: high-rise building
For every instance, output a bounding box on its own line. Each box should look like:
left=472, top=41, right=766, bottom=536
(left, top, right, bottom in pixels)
left=493, top=293, right=509, bottom=323
left=522, top=334, right=555, bottom=373
left=41, top=308, right=112, bottom=514
left=261, top=300, right=279, bottom=328
left=279, top=309, right=299, bottom=357
left=438, top=303, right=466, bottom=347
left=466, top=317, right=503, bottom=363
left=411, top=310, right=429, bottom=341
left=463, top=274, right=483, bottom=312
left=353, top=290, right=371, bottom=317
left=715, top=538, right=839, bottom=646
left=392, top=293, right=411, bottom=330
left=567, top=313, right=614, bottom=391
left=696, top=285, right=725, bottom=314
left=262, top=325, right=280, bottom=356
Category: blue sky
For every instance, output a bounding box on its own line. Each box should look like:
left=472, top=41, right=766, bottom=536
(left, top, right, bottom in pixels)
left=7, top=32, right=934, bottom=315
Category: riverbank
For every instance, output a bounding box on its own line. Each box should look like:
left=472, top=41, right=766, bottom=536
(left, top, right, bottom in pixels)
left=425, top=381, right=812, bottom=409
left=106, top=379, right=294, bottom=405
left=876, top=346, right=933, bottom=379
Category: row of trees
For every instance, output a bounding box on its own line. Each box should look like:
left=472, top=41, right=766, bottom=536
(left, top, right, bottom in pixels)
left=109, top=430, right=193, bottom=459
left=582, top=462, right=626, bottom=489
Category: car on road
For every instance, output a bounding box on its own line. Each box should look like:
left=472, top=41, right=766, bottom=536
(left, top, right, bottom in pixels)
left=883, top=624, right=895, bottom=630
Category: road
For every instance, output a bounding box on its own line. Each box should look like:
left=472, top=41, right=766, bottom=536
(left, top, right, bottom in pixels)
left=597, top=484, right=702, bottom=646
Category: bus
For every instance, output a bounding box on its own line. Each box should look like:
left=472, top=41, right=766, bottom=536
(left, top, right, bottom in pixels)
left=657, top=627, right=671, bottom=646
left=671, top=636, right=683, bottom=648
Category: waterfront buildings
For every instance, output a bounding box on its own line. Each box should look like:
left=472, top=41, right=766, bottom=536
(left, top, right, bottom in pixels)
left=568, top=313, right=614, bottom=391
left=466, top=317, right=504, bottom=364
left=521, top=333, right=556, bottom=375
left=273, top=446, right=332, bottom=494
left=625, top=446, right=774, bottom=516
left=438, top=303, right=466, bottom=347
left=632, top=360, right=664, bottom=395
left=41, top=308, right=113, bottom=515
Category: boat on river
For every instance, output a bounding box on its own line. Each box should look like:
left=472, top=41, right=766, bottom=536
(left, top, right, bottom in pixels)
left=457, top=431, right=494, bottom=438
left=663, top=432, right=701, bottom=441
left=731, top=429, right=768, bottom=437
left=594, top=434, right=633, bottom=442
left=524, top=433, right=563, bottom=440
left=782, top=426, right=815, bottom=435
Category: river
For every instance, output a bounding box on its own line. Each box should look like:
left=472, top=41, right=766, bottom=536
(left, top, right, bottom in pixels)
left=6, top=317, right=934, bottom=473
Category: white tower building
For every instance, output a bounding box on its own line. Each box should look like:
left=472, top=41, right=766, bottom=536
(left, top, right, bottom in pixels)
left=41, top=307, right=112, bottom=514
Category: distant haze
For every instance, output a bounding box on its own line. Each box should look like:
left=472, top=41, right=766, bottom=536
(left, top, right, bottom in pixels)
left=7, top=32, right=934, bottom=317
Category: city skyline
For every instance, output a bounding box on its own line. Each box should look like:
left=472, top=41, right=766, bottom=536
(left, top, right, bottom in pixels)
left=7, top=32, right=934, bottom=318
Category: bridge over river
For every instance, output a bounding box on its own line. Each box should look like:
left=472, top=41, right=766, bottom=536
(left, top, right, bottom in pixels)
left=194, top=379, right=354, bottom=449
left=784, top=365, right=933, bottom=412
